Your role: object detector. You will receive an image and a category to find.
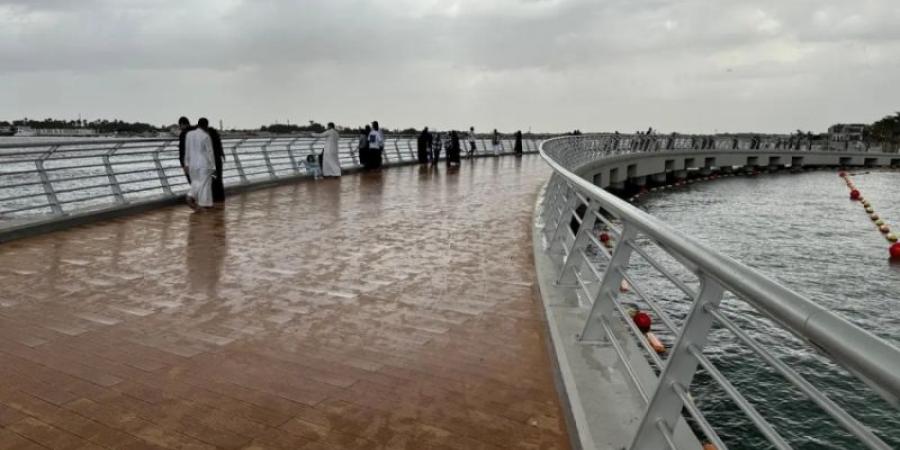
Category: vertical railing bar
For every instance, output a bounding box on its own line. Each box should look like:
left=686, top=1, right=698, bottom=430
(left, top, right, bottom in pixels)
left=230, top=138, right=248, bottom=184
left=152, top=141, right=174, bottom=196
left=35, top=146, right=64, bottom=215
left=630, top=273, right=725, bottom=449
left=104, top=142, right=126, bottom=204
left=347, top=138, right=359, bottom=166
left=261, top=137, right=277, bottom=178
left=581, top=223, right=638, bottom=342
left=558, top=200, right=599, bottom=285
left=548, top=184, right=581, bottom=252
left=286, top=137, right=301, bottom=174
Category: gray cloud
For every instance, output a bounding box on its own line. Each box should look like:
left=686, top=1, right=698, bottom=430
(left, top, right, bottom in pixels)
left=1, top=0, right=898, bottom=132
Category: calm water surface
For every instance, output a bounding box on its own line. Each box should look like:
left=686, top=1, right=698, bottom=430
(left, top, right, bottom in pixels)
left=633, top=168, right=900, bottom=449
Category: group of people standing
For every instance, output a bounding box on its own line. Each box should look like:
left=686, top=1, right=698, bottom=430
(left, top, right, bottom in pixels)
left=355, top=121, right=385, bottom=170
left=178, top=117, right=527, bottom=210
left=416, top=127, right=524, bottom=166
left=179, top=116, right=226, bottom=210
left=416, top=128, right=462, bottom=167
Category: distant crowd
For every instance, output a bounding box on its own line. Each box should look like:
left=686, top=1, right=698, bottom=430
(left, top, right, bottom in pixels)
left=176, top=116, right=526, bottom=211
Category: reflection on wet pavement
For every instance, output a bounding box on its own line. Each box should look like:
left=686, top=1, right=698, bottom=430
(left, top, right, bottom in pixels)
left=0, top=156, right=569, bottom=449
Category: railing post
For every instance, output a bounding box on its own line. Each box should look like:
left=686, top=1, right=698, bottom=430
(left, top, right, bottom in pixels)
left=153, top=141, right=174, bottom=196
left=286, top=137, right=301, bottom=174
left=406, top=140, right=414, bottom=161
left=261, top=137, right=277, bottom=178
left=104, top=143, right=126, bottom=204
left=541, top=179, right=567, bottom=245
left=231, top=138, right=248, bottom=184
left=36, top=147, right=64, bottom=215
left=557, top=200, right=599, bottom=285
left=394, top=140, right=402, bottom=162
left=540, top=175, right=564, bottom=232
left=546, top=184, right=579, bottom=253
left=348, top=139, right=359, bottom=166
left=580, top=223, right=638, bottom=342
left=629, top=273, right=725, bottom=450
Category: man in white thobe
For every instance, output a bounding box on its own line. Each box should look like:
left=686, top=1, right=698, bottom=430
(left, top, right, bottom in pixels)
left=315, top=122, right=341, bottom=177
left=184, top=119, right=215, bottom=209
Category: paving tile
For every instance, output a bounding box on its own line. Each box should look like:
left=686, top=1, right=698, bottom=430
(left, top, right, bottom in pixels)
left=0, top=157, right=569, bottom=449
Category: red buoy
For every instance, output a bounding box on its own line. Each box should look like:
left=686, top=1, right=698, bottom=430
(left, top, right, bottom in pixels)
left=891, top=243, right=900, bottom=259
left=850, top=189, right=861, bottom=200
left=633, top=312, right=652, bottom=333
left=599, top=232, right=610, bottom=243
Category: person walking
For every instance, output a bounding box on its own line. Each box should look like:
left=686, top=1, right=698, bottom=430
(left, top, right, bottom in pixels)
left=514, top=130, right=523, bottom=156
left=208, top=124, right=226, bottom=202
left=417, top=127, right=432, bottom=164
left=314, top=122, right=341, bottom=177
left=368, top=121, right=385, bottom=169
left=431, top=132, right=442, bottom=166
left=491, top=129, right=501, bottom=156
left=184, top=118, right=215, bottom=210
left=177, top=116, right=194, bottom=183
left=466, top=126, right=477, bottom=159
left=447, top=131, right=461, bottom=166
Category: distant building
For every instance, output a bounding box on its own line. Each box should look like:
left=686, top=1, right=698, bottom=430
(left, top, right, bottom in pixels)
left=828, top=124, right=865, bottom=142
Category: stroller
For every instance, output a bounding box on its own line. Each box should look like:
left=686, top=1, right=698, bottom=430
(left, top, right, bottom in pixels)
left=305, top=154, right=322, bottom=179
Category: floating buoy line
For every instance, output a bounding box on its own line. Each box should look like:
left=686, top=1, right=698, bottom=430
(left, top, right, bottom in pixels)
left=838, top=171, right=900, bottom=259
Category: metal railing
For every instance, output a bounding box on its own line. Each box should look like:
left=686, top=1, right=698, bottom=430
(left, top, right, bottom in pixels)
left=0, top=135, right=540, bottom=221
left=537, top=135, right=900, bottom=449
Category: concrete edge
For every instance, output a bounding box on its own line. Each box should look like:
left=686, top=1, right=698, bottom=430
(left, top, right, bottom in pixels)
left=0, top=151, right=533, bottom=244
left=531, top=180, right=595, bottom=450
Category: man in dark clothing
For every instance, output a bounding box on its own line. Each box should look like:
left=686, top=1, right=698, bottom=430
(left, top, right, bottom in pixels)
left=514, top=130, right=523, bottom=156
left=358, top=126, right=370, bottom=168
left=206, top=124, right=226, bottom=203
left=177, top=116, right=194, bottom=183
left=417, top=128, right=432, bottom=164
left=447, top=131, right=461, bottom=166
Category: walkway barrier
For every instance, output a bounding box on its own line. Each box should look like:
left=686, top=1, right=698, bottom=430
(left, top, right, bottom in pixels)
left=537, top=135, right=900, bottom=449
left=0, top=135, right=540, bottom=220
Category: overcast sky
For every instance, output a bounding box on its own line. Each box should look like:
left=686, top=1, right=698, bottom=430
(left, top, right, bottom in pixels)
left=2, top=0, right=899, bottom=133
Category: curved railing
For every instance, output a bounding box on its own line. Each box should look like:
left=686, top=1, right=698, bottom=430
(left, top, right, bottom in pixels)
left=537, top=135, right=900, bottom=449
left=0, top=135, right=539, bottom=223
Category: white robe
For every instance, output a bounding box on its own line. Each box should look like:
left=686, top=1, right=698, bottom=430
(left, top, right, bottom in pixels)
left=184, top=128, right=215, bottom=207
left=315, top=128, right=341, bottom=177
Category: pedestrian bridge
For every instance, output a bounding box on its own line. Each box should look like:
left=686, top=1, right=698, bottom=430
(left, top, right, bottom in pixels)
left=0, top=152, right=572, bottom=449
left=0, top=135, right=898, bottom=449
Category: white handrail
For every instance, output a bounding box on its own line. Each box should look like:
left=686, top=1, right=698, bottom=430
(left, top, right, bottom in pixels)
left=538, top=135, right=900, bottom=449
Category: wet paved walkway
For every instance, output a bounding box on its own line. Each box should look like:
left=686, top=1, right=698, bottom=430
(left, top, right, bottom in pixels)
left=0, top=156, right=570, bottom=450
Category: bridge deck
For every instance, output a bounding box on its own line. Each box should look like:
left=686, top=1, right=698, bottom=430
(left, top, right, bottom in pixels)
left=0, top=156, right=569, bottom=449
